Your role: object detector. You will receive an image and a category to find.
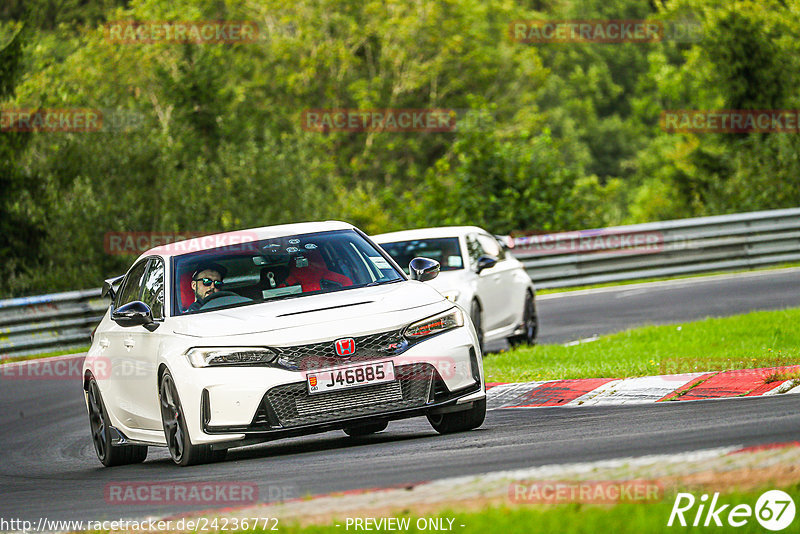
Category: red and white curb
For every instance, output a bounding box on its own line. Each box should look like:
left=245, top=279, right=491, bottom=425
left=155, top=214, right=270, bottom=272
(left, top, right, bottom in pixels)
left=3, top=355, right=797, bottom=410
left=487, top=366, right=800, bottom=410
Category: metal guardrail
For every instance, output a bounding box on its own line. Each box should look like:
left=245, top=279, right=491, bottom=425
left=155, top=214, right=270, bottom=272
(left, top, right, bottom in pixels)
left=1, top=208, right=798, bottom=358
left=511, top=207, right=800, bottom=289
left=0, top=289, right=105, bottom=358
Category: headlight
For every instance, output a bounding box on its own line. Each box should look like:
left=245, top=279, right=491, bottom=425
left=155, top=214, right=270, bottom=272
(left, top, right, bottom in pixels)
left=186, top=347, right=278, bottom=368
left=441, top=290, right=461, bottom=303
left=404, top=308, right=464, bottom=340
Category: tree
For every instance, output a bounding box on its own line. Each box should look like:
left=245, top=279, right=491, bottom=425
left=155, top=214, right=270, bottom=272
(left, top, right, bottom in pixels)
left=0, top=29, right=46, bottom=293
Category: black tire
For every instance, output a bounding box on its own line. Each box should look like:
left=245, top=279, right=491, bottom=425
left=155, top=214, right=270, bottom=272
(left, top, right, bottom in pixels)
left=470, top=300, right=484, bottom=354
left=427, top=398, right=486, bottom=434
left=507, top=291, right=537, bottom=348
left=160, top=371, right=227, bottom=466
left=86, top=377, right=148, bottom=467
left=343, top=421, right=388, bottom=437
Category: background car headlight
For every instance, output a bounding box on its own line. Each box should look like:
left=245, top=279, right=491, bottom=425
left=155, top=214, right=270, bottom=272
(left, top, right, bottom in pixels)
left=186, top=347, right=278, bottom=367
left=441, top=290, right=461, bottom=303
left=404, top=308, right=464, bottom=340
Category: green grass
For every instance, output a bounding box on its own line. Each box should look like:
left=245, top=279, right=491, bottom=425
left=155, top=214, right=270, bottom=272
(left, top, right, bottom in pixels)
left=235, top=484, right=800, bottom=534
left=1, top=345, right=89, bottom=364
left=484, top=308, right=800, bottom=382
left=537, top=262, right=800, bottom=295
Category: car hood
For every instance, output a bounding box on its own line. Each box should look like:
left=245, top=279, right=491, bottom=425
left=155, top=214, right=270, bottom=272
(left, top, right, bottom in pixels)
left=170, top=281, right=449, bottom=338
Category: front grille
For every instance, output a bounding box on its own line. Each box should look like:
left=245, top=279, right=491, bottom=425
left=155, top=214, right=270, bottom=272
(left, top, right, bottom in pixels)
left=262, top=363, right=435, bottom=428
left=273, top=329, right=408, bottom=371
left=296, top=382, right=403, bottom=416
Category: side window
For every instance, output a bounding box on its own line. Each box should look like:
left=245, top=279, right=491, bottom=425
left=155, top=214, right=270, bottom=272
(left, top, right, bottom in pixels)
left=140, top=259, right=165, bottom=320
left=477, top=234, right=505, bottom=260
left=465, top=234, right=483, bottom=267
left=116, top=260, right=149, bottom=307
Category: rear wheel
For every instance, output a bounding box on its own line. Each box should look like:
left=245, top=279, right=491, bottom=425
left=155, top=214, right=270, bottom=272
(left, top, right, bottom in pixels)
left=427, top=398, right=486, bottom=434
left=160, top=371, right=227, bottom=466
left=470, top=301, right=484, bottom=353
left=507, top=291, right=537, bottom=347
left=86, top=377, right=148, bottom=467
left=343, top=421, right=388, bottom=437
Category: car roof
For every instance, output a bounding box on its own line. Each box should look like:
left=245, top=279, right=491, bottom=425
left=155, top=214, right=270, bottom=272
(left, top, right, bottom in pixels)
left=134, top=220, right=356, bottom=263
left=372, top=226, right=488, bottom=242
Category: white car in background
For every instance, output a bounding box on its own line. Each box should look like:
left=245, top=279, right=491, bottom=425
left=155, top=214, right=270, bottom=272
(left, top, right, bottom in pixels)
left=374, top=227, right=537, bottom=351
left=83, top=221, right=485, bottom=467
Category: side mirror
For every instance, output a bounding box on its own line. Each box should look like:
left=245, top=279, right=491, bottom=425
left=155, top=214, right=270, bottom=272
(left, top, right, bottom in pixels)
left=494, top=234, right=515, bottom=250
left=408, top=257, right=440, bottom=282
left=112, top=301, right=157, bottom=330
left=476, top=255, right=498, bottom=274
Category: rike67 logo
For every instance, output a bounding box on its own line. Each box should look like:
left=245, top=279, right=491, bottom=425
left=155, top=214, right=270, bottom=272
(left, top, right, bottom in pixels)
left=668, top=490, right=796, bottom=531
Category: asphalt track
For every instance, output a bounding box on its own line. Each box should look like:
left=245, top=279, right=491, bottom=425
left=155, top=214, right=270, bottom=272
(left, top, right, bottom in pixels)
left=1, top=269, right=798, bottom=522
left=535, top=268, right=800, bottom=345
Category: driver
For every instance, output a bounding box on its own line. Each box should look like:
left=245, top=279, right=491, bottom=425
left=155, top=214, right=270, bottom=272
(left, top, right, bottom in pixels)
left=185, top=262, right=227, bottom=313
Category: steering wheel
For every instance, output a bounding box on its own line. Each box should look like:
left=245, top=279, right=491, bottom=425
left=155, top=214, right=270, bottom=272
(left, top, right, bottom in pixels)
left=198, top=290, right=241, bottom=307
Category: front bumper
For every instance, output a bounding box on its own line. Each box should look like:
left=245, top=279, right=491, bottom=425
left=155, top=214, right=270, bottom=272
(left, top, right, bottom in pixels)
left=204, top=360, right=482, bottom=435
left=173, top=325, right=485, bottom=445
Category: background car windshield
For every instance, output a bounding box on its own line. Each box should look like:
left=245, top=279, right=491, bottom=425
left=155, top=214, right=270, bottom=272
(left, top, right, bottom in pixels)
left=380, top=238, right=463, bottom=274
left=172, top=230, right=402, bottom=315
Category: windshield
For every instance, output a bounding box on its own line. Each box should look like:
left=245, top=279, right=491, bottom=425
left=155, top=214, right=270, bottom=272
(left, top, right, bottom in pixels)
left=171, top=229, right=403, bottom=315
left=379, top=237, right=464, bottom=274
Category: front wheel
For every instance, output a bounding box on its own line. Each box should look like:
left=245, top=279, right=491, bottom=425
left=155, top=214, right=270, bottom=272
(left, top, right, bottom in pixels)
left=86, top=377, right=148, bottom=467
left=160, top=371, right=227, bottom=466
left=427, top=398, right=486, bottom=434
left=507, top=291, right=537, bottom=347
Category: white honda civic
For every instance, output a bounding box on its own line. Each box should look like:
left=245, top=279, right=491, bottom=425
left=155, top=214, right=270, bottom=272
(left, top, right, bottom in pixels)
left=373, top=227, right=537, bottom=351
left=83, top=221, right=485, bottom=466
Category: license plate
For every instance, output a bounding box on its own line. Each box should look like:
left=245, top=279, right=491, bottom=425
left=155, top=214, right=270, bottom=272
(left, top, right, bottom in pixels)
left=307, top=361, right=395, bottom=394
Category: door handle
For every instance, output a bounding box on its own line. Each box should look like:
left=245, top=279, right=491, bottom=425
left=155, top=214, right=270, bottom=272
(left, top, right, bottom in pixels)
left=98, top=338, right=110, bottom=349
left=123, top=337, right=135, bottom=351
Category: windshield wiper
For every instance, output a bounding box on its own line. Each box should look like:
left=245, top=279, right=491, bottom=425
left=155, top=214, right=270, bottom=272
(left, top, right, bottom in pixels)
left=364, top=279, right=401, bottom=287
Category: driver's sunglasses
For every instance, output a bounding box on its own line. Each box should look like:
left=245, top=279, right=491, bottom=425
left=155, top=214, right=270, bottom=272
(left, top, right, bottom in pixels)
left=194, top=277, right=224, bottom=288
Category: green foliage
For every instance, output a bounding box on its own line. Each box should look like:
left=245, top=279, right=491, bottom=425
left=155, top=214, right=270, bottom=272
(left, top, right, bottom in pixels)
left=3, top=0, right=800, bottom=296
left=627, top=0, right=800, bottom=219
left=0, top=28, right=46, bottom=293
left=413, top=130, right=581, bottom=234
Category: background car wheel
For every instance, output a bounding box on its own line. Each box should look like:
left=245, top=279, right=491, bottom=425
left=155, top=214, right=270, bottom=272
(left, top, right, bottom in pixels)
left=343, top=421, right=388, bottom=437
left=470, top=301, right=484, bottom=353
left=427, top=398, right=486, bottom=434
left=159, top=371, right=226, bottom=466
left=86, top=377, right=147, bottom=467
left=507, top=291, right=537, bottom=347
